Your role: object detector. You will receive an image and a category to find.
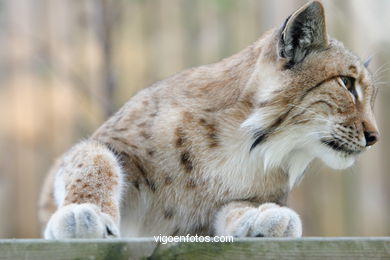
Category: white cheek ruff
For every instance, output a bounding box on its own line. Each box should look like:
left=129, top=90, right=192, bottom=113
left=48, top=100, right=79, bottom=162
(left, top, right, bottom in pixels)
left=240, top=107, right=279, bottom=131
left=254, top=126, right=318, bottom=189
left=243, top=116, right=322, bottom=188
left=286, top=149, right=315, bottom=188
left=314, top=142, right=355, bottom=169
left=240, top=108, right=358, bottom=189
left=239, top=103, right=359, bottom=190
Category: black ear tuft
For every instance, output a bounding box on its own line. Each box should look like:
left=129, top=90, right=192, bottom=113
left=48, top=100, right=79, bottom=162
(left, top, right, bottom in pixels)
left=364, top=56, right=372, bottom=68
left=279, top=1, right=328, bottom=68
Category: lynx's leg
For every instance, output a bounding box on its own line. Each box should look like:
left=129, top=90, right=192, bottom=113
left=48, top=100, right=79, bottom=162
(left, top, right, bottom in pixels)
left=213, top=202, right=302, bottom=237
left=44, top=140, right=123, bottom=239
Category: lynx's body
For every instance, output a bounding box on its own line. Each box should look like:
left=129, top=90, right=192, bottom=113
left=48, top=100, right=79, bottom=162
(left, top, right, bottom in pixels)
left=40, top=1, right=379, bottom=238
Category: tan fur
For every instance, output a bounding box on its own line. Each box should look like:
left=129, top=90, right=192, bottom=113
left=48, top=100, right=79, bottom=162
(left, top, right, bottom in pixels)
left=39, top=1, right=378, bottom=238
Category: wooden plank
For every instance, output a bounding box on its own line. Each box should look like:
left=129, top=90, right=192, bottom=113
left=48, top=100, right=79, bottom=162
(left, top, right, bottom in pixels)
left=0, top=238, right=157, bottom=260
left=0, top=238, right=389, bottom=260
left=152, top=237, right=390, bottom=260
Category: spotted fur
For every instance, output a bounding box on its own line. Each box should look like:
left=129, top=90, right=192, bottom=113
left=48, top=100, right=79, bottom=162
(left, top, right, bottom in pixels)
left=39, top=1, right=379, bottom=238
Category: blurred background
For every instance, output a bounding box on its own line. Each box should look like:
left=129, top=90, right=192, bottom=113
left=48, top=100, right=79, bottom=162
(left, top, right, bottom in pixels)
left=0, top=0, right=389, bottom=238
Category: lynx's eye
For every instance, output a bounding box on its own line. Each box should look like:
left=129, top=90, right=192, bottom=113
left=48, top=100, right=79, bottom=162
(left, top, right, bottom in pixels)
left=340, top=76, right=358, bottom=100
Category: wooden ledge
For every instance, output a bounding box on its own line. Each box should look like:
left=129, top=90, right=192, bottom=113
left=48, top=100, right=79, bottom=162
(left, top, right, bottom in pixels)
left=0, top=237, right=389, bottom=260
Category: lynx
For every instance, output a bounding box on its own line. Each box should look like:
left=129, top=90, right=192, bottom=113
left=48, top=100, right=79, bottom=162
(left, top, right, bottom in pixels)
left=39, top=1, right=379, bottom=239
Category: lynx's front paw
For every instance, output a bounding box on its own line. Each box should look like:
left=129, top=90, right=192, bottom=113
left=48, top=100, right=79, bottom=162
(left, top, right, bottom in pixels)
left=230, top=203, right=302, bottom=237
left=44, top=204, right=119, bottom=239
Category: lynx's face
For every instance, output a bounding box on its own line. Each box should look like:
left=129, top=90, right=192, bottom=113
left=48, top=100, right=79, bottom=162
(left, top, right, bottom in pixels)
left=243, top=1, right=379, bottom=185
left=281, top=42, right=378, bottom=170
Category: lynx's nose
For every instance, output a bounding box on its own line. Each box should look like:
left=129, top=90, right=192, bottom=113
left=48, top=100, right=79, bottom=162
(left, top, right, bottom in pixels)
left=362, top=119, right=379, bottom=147
left=364, top=131, right=379, bottom=146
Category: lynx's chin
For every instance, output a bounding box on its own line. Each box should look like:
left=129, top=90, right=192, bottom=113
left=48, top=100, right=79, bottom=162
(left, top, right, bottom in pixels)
left=315, top=141, right=357, bottom=170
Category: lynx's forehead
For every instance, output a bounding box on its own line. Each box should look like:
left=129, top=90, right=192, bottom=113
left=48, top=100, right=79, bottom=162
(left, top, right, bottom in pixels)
left=282, top=38, right=374, bottom=93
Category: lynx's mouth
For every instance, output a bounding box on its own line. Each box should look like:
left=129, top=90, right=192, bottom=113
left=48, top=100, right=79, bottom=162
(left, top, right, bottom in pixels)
left=321, top=138, right=363, bottom=155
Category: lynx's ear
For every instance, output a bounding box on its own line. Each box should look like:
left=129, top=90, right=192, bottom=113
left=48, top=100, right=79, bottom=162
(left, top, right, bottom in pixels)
left=364, top=56, right=372, bottom=68
left=279, top=1, right=328, bottom=68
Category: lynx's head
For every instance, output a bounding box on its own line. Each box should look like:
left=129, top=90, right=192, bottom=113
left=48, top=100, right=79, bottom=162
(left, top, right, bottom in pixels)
left=242, top=1, right=379, bottom=187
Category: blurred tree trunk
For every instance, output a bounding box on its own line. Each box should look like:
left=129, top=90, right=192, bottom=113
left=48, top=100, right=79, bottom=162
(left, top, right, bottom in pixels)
left=92, top=0, right=116, bottom=117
